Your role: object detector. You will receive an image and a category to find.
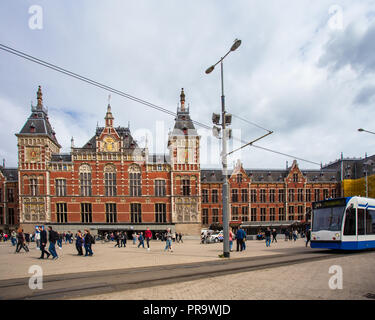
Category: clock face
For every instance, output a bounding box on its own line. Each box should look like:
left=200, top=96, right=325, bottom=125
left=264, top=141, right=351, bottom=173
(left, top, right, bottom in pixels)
left=26, top=147, right=41, bottom=163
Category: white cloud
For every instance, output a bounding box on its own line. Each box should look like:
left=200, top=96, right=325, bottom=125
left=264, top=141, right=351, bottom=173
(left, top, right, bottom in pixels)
left=1, top=0, right=375, bottom=170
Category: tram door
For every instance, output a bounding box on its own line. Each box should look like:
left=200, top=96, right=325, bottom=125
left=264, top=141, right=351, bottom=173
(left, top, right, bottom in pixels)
left=343, top=206, right=356, bottom=246
left=357, top=208, right=366, bottom=248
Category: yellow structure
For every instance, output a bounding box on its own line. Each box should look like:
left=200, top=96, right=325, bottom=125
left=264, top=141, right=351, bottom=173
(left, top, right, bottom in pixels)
left=342, top=174, right=375, bottom=198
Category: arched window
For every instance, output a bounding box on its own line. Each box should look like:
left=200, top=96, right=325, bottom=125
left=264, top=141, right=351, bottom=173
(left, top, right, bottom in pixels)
left=79, top=164, right=92, bottom=196
left=104, top=165, right=117, bottom=196
left=129, top=164, right=141, bottom=196
left=30, top=176, right=38, bottom=196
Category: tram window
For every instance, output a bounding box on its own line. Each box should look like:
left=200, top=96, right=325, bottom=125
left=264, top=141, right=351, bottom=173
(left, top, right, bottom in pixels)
left=358, top=209, right=365, bottom=235
left=366, top=209, right=375, bottom=235
left=343, top=207, right=356, bottom=236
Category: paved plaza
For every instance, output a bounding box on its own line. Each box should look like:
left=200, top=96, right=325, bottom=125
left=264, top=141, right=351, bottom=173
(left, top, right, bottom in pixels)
left=78, top=249, right=375, bottom=300
left=1, top=238, right=374, bottom=300
left=0, top=238, right=299, bottom=280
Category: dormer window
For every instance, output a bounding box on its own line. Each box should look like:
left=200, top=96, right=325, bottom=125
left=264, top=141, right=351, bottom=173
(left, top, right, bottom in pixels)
left=237, top=174, right=243, bottom=183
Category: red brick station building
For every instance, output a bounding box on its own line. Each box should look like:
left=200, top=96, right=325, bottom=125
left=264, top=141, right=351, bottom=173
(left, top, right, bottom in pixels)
left=0, top=86, right=340, bottom=236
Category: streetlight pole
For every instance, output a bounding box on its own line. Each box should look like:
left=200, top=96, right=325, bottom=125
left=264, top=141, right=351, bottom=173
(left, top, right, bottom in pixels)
left=206, top=39, right=241, bottom=258
left=358, top=128, right=375, bottom=135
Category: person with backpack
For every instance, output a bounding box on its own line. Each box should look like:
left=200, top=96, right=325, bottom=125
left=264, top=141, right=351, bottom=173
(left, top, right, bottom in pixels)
left=138, top=232, right=145, bottom=248
left=84, top=229, right=94, bottom=256
left=47, top=226, right=58, bottom=260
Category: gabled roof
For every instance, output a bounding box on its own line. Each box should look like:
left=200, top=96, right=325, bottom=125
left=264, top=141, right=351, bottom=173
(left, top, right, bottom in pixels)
left=0, top=167, right=18, bottom=182
left=81, top=126, right=138, bottom=149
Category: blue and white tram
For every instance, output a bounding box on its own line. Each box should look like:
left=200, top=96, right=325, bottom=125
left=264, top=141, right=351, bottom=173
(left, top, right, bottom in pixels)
left=311, top=196, right=375, bottom=250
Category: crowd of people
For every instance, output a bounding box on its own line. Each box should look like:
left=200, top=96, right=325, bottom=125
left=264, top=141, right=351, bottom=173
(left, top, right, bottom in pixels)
left=201, top=226, right=312, bottom=250
left=2, top=224, right=311, bottom=260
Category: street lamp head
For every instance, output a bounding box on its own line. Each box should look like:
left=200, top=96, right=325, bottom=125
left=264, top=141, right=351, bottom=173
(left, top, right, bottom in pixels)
left=230, top=39, right=242, bottom=51
left=205, top=65, right=215, bottom=74
left=358, top=128, right=364, bottom=132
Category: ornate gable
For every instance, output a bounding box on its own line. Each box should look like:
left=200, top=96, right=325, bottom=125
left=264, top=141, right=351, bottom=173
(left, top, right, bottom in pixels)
left=286, top=160, right=306, bottom=183
left=230, top=160, right=249, bottom=181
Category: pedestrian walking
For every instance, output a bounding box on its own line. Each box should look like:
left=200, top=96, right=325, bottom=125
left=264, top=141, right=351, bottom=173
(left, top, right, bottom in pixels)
left=293, top=230, right=298, bottom=242
left=11, top=230, right=17, bottom=246
left=75, top=230, right=83, bottom=255
left=284, top=229, right=289, bottom=241
left=57, top=232, right=63, bottom=249
left=306, top=228, right=311, bottom=247
left=138, top=232, right=145, bottom=248
left=242, top=229, right=247, bottom=251
left=15, top=228, right=29, bottom=253
left=119, top=232, right=124, bottom=247
left=84, top=229, right=94, bottom=256
left=145, top=228, right=152, bottom=251
left=236, top=227, right=245, bottom=252
left=164, top=228, right=173, bottom=252
left=272, top=229, right=277, bottom=243
left=121, top=232, right=127, bottom=247
left=178, top=232, right=183, bottom=243
left=38, top=226, right=50, bottom=259
left=35, top=229, right=41, bottom=249
left=265, top=227, right=271, bottom=247
left=132, top=232, right=137, bottom=245
left=47, top=226, right=58, bottom=260
left=114, top=232, right=120, bottom=248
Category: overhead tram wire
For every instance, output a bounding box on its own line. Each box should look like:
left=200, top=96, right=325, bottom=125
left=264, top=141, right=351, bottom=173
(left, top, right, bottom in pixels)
left=0, top=43, right=320, bottom=167
left=232, top=113, right=273, bottom=133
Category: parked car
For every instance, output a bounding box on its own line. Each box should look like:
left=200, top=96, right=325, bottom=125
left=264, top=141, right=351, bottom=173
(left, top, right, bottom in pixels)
left=209, top=231, right=224, bottom=243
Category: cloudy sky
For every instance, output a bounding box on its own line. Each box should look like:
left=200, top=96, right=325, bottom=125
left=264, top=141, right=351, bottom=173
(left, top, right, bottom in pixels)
left=1, top=0, right=375, bottom=170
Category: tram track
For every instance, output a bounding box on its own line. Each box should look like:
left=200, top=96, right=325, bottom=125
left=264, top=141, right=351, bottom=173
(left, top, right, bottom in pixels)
left=0, top=248, right=371, bottom=300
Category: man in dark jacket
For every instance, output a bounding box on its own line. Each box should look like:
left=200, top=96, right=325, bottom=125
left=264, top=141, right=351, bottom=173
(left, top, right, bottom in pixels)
left=47, top=226, right=58, bottom=260
left=84, top=229, right=94, bottom=256
left=38, top=226, right=50, bottom=259
left=236, top=227, right=246, bottom=252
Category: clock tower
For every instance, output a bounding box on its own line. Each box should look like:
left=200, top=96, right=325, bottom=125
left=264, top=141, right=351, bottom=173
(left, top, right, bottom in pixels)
left=168, top=89, right=201, bottom=235
left=16, top=86, right=61, bottom=231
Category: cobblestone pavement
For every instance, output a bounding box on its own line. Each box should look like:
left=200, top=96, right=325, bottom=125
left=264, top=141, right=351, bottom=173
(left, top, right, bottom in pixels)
left=0, top=238, right=299, bottom=280
left=76, top=250, right=375, bottom=300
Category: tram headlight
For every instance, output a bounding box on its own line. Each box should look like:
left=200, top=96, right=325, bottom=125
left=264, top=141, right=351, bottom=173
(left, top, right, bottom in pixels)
left=335, top=233, right=340, bottom=238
